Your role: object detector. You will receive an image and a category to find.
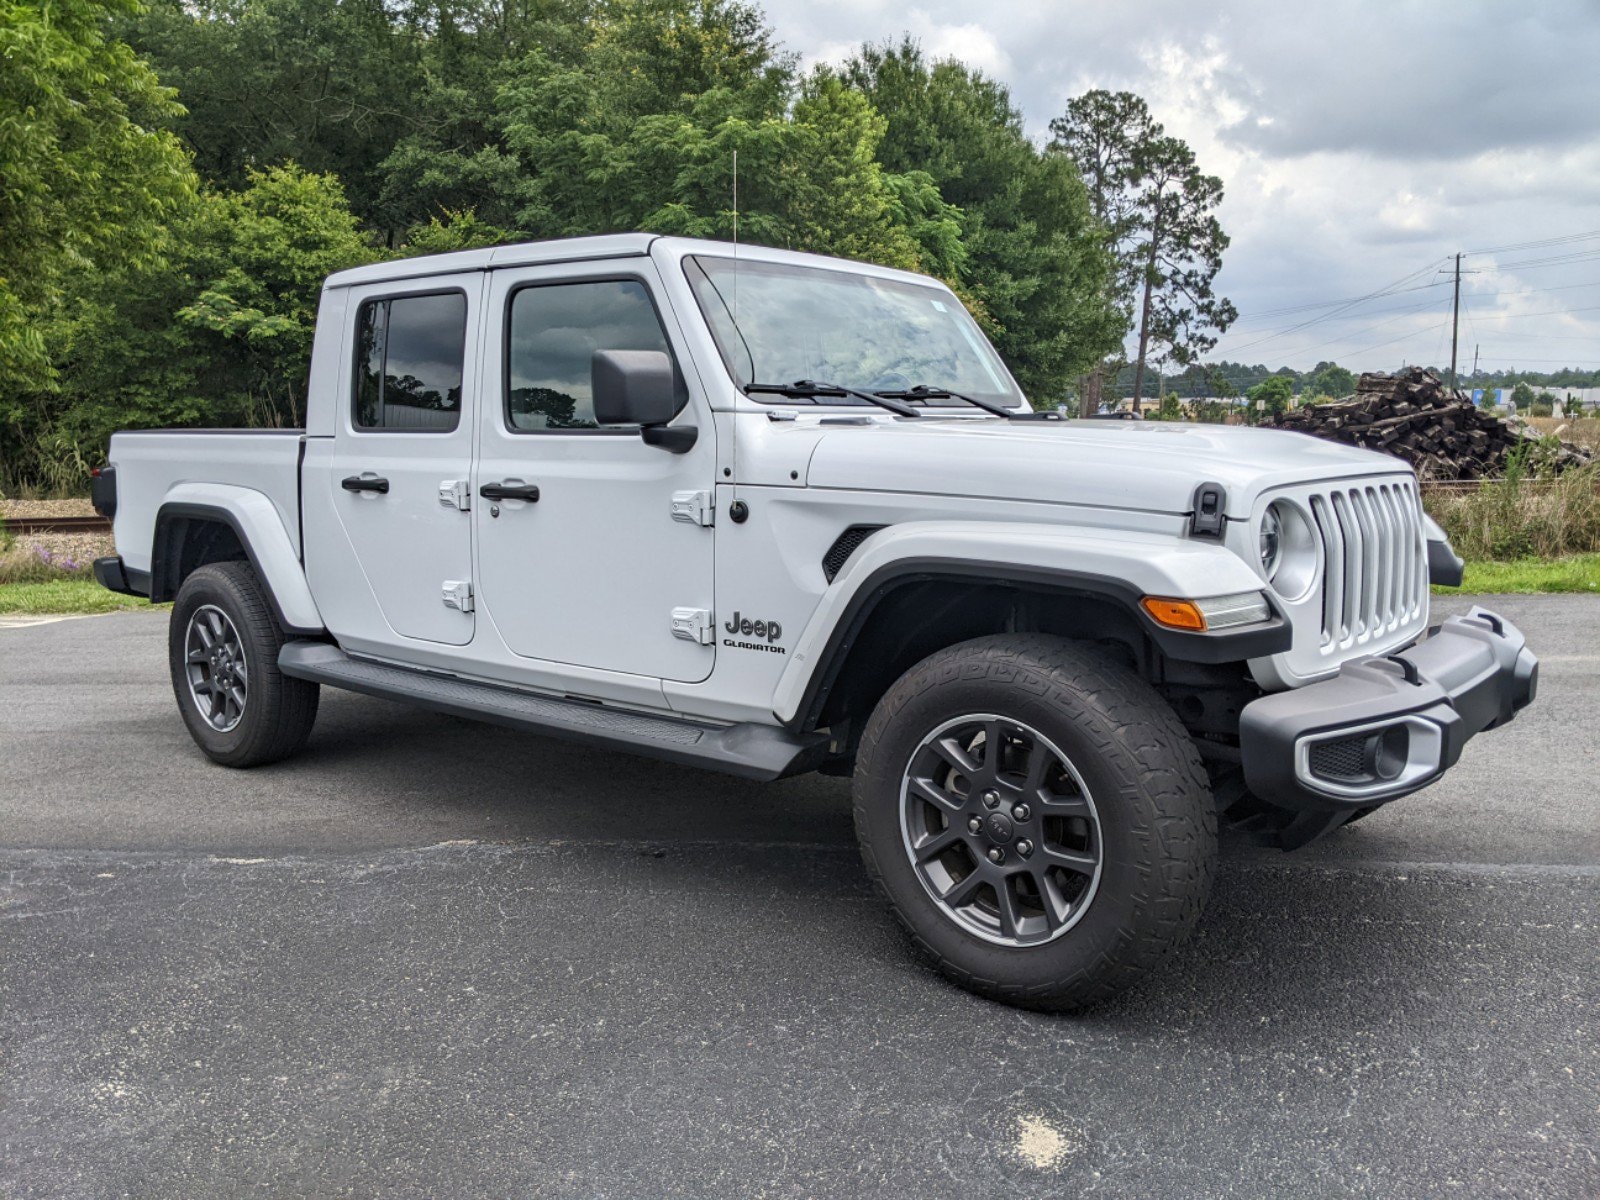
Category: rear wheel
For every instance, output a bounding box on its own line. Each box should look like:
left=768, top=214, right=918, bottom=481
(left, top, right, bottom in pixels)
left=853, top=634, right=1216, bottom=1011
left=168, top=561, right=319, bottom=767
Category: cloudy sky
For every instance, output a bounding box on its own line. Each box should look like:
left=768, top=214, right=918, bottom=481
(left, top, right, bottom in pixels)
left=764, top=0, right=1600, bottom=374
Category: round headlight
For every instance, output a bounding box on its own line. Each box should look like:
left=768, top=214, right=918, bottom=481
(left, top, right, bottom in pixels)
left=1259, top=501, right=1318, bottom=600
left=1259, top=505, right=1282, bottom=579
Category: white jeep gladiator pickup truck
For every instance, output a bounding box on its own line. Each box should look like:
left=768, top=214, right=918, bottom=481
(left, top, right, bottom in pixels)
left=94, top=234, right=1538, bottom=1009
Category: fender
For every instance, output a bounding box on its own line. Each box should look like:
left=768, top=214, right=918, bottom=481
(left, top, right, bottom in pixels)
left=772, top=521, right=1289, bottom=728
left=152, top=484, right=325, bottom=635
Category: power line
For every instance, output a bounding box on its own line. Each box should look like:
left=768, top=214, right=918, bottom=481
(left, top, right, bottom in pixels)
left=1473, top=355, right=1600, bottom=364
left=1482, top=249, right=1600, bottom=271
left=1219, top=257, right=1448, bottom=355
left=1229, top=278, right=1450, bottom=324
left=1462, top=277, right=1600, bottom=301
left=1465, top=232, right=1600, bottom=259
left=1464, top=228, right=1600, bottom=256
left=1474, top=302, right=1600, bottom=322
left=1336, top=320, right=1451, bottom=363
left=1223, top=295, right=1444, bottom=362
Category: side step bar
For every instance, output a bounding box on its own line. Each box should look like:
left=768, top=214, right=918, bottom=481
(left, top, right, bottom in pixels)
left=278, top=641, right=827, bottom=781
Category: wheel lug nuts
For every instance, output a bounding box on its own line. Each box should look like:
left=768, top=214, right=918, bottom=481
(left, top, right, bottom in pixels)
left=982, top=790, right=1000, bottom=809
left=1013, top=804, right=1031, bottom=821
left=987, top=847, right=1005, bottom=864
left=1016, top=839, right=1034, bottom=857
left=968, top=817, right=983, bottom=834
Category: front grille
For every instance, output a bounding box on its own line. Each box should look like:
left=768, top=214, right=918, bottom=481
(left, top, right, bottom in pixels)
left=1309, top=735, right=1367, bottom=780
left=1308, top=480, right=1426, bottom=649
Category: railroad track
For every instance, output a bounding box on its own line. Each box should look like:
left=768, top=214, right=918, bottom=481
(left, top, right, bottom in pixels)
left=1, top=513, right=112, bottom=535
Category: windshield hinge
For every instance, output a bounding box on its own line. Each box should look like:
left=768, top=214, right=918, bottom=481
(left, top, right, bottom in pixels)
left=437, top=479, right=471, bottom=511
left=441, top=579, right=474, bottom=613
left=670, top=606, right=714, bottom=645
left=671, top=489, right=715, bottom=527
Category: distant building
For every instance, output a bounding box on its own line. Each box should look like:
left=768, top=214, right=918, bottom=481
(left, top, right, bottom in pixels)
left=1473, top=386, right=1600, bottom=411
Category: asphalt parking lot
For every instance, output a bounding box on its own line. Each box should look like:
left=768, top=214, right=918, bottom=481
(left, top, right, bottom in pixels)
left=3, top=595, right=1597, bottom=1197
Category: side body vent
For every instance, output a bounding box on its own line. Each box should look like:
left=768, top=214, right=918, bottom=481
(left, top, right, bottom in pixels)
left=821, top=525, right=887, bottom=583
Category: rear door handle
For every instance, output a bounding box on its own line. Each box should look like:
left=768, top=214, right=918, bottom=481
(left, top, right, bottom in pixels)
left=341, top=475, right=390, bottom=493
left=479, top=481, right=540, bottom=502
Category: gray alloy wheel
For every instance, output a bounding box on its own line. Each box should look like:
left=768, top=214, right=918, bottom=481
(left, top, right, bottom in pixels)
left=853, top=634, right=1216, bottom=1010
left=168, top=561, right=318, bottom=767
left=184, top=603, right=249, bottom=732
left=900, top=713, right=1103, bottom=947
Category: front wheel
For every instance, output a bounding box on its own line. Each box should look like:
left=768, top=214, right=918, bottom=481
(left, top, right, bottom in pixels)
left=168, top=561, right=319, bottom=767
left=853, top=634, right=1216, bottom=1011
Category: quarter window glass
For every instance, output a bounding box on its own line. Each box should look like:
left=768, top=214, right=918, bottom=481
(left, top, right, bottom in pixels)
left=507, top=280, right=672, bottom=430
left=353, top=292, right=468, bottom=431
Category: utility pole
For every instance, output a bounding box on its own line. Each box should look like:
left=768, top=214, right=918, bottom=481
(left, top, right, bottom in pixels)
left=1472, top=344, right=1479, bottom=377
left=1448, top=252, right=1461, bottom=389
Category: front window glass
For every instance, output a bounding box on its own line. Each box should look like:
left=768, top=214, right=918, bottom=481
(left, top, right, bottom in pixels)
left=684, top=255, right=1024, bottom=408
left=506, top=279, right=674, bottom=430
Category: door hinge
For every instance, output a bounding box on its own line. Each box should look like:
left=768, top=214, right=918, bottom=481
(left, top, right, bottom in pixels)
left=438, top=479, right=471, bottom=511
left=670, top=606, right=714, bottom=645
left=670, top=489, right=714, bottom=527
left=441, top=580, right=474, bottom=613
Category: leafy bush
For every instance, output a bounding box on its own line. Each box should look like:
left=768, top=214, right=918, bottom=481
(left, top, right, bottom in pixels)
left=1426, top=457, right=1600, bottom=561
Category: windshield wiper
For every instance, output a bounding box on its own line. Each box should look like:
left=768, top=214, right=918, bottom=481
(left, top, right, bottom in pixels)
left=744, top=379, right=922, bottom=418
left=877, top=384, right=1038, bottom=420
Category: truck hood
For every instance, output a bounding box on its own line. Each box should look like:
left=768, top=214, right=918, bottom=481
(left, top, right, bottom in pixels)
left=804, top=418, right=1412, bottom=517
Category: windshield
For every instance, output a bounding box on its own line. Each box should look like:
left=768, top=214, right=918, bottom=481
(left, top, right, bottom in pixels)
left=684, top=255, right=1026, bottom=409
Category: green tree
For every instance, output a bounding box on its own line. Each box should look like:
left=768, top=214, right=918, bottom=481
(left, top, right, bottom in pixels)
left=1511, top=381, right=1535, bottom=412
left=0, top=0, right=194, bottom=414
left=1048, top=90, right=1236, bottom=407
left=840, top=40, right=1120, bottom=400
left=37, top=165, right=376, bottom=488
left=402, top=209, right=514, bottom=256
left=1150, top=391, right=1183, bottom=421
left=123, top=0, right=430, bottom=234
left=1247, top=374, right=1294, bottom=424
left=176, top=165, right=379, bottom=425
left=494, top=11, right=960, bottom=276
left=1307, top=360, right=1355, bottom=399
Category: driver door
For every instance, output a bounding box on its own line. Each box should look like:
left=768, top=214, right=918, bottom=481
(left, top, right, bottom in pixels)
left=473, top=260, right=716, bottom=683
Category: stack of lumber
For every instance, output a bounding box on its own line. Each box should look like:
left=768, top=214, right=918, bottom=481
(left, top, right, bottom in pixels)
left=1266, top=367, right=1591, bottom=479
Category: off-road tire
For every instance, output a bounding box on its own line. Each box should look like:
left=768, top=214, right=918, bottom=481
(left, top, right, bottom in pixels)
left=853, top=634, right=1216, bottom=1011
left=169, top=561, right=319, bottom=767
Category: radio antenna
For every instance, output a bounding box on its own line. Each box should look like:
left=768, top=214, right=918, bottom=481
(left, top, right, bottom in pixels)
left=731, top=149, right=740, bottom=321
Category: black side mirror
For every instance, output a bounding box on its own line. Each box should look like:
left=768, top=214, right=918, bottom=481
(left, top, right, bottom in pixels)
left=592, top=350, right=697, bottom=452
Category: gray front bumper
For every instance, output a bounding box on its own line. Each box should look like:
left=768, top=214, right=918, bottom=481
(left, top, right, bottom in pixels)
left=1239, top=607, right=1538, bottom=815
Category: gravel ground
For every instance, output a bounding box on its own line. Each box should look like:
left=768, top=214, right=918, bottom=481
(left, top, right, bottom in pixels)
left=1, top=595, right=1596, bottom=1198
left=1, top=499, right=110, bottom=571
left=0, top=498, right=95, bottom=518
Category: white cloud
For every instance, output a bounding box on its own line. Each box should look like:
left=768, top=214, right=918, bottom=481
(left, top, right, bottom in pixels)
left=764, top=0, right=1600, bottom=372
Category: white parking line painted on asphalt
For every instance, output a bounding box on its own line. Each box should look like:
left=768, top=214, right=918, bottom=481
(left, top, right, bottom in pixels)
left=0, top=613, right=102, bottom=629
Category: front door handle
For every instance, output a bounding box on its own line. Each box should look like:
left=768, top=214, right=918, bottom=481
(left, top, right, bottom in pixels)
left=479, top=481, right=540, bottom=502
left=341, top=475, right=390, bottom=493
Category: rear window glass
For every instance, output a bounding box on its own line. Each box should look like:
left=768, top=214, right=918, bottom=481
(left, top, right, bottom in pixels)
left=354, top=292, right=468, bottom=431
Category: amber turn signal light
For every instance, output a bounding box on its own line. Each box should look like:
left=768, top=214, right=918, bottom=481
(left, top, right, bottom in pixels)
left=1140, top=596, right=1207, bottom=631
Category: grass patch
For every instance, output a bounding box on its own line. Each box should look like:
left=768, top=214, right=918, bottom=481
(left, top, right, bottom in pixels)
left=1435, top=554, right=1600, bottom=595
left=1425, top=461, right=1600, bottom=560
left=0, top=578, right=163, bottom=615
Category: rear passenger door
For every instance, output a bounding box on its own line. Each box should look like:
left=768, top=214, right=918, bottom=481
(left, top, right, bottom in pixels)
left=323, top=277, right=481, bottom=647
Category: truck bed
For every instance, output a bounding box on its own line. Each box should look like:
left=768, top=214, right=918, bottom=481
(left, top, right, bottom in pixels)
left=107, top=430, right=306, bottom=578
